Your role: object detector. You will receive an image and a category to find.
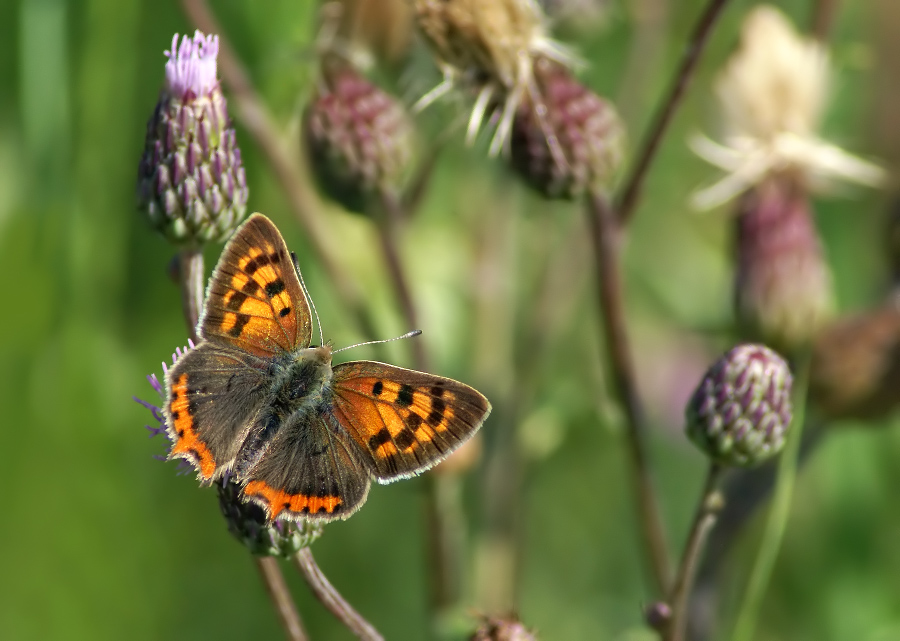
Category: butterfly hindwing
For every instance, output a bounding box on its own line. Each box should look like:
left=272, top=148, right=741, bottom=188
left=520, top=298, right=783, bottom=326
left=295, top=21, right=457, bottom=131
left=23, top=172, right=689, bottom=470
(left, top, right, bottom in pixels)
left=240, top=409, right=372, bottom=521
left=164, top=342, right=271, bottom=481
left=201, top=214, right=312, bottom=357
left=330, top=361, right=492, bottom=481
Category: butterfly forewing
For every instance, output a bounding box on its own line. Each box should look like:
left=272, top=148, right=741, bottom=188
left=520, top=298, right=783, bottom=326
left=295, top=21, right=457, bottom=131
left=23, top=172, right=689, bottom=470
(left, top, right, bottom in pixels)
left=330, top=362, right=491, bottom=481
left=241, top=410, right=372, bottom=521
left=165, top=343, right=271, bottom=481
left=201, top=214, right=312, bottom=357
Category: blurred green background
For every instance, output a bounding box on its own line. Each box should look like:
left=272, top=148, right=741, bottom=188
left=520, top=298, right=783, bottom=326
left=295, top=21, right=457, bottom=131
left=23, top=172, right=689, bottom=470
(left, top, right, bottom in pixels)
left=2, top=0, right=899, bottom=639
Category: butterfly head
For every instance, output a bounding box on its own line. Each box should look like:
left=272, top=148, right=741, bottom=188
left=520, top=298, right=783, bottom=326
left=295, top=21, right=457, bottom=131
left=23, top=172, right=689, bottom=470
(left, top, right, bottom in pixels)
left=296, top=344, right=334, bottom=369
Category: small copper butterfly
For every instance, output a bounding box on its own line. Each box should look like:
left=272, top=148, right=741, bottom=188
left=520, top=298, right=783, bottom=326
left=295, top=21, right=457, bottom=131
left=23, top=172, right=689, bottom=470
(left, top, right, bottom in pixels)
left=164, top=213, right=490, bottom=521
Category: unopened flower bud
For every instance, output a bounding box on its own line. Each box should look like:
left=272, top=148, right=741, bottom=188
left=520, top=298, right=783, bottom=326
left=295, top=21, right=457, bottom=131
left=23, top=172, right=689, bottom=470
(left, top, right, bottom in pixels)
left=137, top=31, right=248, bottom=246
left=509, top=57, right=624, bottom=199
left=470, top=615, right=537, bottom=641
left=686, top=344, right=793, bottom=467
left=734, top=174, right=833, bottom=351
left=217, top=477, right=323, bottom=557
left=303, top=57, right=413, bottom=213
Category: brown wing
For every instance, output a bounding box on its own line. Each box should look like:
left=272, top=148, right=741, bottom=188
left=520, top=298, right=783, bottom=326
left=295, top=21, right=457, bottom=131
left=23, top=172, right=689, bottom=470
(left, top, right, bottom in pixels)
left=200, top=213, right=312, bottom=357
left=164, top=343, right=271, bottom=481
left=240, top=410, right=372, bottom=522
left=330, top=361, right=491, bottom=481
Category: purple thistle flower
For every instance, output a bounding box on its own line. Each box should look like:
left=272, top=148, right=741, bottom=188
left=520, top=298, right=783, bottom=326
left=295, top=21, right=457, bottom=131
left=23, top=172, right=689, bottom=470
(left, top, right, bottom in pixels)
left=137, top=31, right=247, bottom=246
left=164, top=31, right=220, bottom=99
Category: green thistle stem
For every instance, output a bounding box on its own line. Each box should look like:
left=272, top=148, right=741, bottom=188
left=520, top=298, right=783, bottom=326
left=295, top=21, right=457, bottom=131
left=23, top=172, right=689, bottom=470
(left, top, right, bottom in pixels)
left=294, top=548, right=384, bottom=641
left=732, top=352, right=811, bottom=641
left=664, top=464, right=724, bottom=641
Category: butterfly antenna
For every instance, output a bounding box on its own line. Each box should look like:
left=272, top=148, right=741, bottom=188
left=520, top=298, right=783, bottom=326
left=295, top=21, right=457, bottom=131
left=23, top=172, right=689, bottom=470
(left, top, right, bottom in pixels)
left=291, top=251, right=324, bottom=346
left=332, top=330, right=422, bottom=354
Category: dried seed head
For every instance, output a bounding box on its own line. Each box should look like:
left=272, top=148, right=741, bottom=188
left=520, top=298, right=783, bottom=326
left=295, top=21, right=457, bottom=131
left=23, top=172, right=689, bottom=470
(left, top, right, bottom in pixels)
left=691, top=6, right=884, bottom=209
left=734, top=174, right=833, bottom=351
left=414, top=0, right=576, bottom=155
left=303, top=57, right=414, bottom=213
left=137, top=32, right=248, bottom=246
left=686, top=344, right=793, bottom=468
left=217, top=477, right=323, bottom=557
left=509, top=57, right=624, bottom=199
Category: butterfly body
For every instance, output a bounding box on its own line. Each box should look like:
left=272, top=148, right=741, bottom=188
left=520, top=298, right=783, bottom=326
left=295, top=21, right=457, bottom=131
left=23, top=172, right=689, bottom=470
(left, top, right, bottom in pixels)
left=163, top=214, right=490, bottom=522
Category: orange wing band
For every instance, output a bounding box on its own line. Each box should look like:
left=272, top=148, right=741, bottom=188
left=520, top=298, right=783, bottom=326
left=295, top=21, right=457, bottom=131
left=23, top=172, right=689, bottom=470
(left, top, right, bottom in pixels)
left=168, top=374, right=217, bottom=479
left=243, top=480, right=343, bottom=519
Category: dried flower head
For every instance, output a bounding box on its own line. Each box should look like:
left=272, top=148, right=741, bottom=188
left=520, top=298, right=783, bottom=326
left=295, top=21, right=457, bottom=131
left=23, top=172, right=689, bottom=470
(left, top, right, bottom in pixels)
left=686, top=344, right=793, bottom=467
left=414, top=0, right=576, bottom=155
left=691, top=6, right=885, bottom=209
left=137, top=31, right=248, bottom=245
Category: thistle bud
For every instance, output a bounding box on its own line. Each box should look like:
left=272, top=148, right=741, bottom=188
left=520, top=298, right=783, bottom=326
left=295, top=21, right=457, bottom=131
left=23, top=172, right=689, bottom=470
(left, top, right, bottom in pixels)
left=734, top=174, right=833, bottom=351
left=303, top=57, right=414, bottom=213
left=137, top=32, right=248, bottom=246
left=509, top=57, right=624, bottom=199
left=217, top=478, right=323, bottom=557
left=686, top=344, right=793, bottom=467
left=469, top=615, right=537, bottom=641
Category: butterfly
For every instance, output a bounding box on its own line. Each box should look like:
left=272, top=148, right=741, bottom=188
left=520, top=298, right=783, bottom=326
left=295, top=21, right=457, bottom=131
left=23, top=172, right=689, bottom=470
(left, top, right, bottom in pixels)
left=163, top=213, right=491, bottom=522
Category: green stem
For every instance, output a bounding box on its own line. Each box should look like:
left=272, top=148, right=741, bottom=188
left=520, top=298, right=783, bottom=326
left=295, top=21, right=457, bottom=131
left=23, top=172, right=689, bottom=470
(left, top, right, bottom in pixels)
left=731, top=352, right=811, bottom=641
left=664, top=464, right=723, bottom=641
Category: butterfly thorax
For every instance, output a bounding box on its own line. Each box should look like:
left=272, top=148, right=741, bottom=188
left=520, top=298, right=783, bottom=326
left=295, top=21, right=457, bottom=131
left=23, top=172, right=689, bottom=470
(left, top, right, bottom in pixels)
left=232, top=345, right=335, bottom=477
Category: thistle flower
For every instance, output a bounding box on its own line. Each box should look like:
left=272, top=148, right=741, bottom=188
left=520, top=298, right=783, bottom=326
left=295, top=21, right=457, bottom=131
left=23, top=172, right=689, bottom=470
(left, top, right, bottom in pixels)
left=686, top=344, right=793, bottom=468
left=413, top=0, right=577, bottom=156
left=303, top=56, right=414, bottom=213
left=509, top=57, right=624, bottom=199
left=690, top=6, right=885, bottom=209
left=137, top=31, right=248, bottom=246
left=136, top=343, right=321, bottom=555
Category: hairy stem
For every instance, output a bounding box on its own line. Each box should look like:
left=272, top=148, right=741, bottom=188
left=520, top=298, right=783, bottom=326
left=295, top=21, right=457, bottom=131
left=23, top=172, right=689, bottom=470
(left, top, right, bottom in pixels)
left=256, top=557, right=309, bottom=641
left=294, top=548, right=384, bottom=641
left=732, top=354, right=811, bottom=641
left=616, top=0, right=732, bottom=226
left=178, top=249, right=204, bottom=342
left=664, top=464, right=723, bottom=641
left=586, top=191, right=671, bottom=594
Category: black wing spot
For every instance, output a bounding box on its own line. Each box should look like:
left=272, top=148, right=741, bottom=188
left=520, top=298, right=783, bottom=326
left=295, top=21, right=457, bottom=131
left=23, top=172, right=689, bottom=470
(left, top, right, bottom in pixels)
left=279, top=306, right=291, bottom=317
left=265, top=279, right=286, bottom=298
left=396, top=384, right=414, bottom=407
left=228, top=314, right=251, bottom=337
left=395, top=428, right=417, bottom=451
left=405, top=412, right=424, bottom=432
left=368, top=428, right=393, bottom=451
left=427, top=397, right=446, bottom=427
left=372, top=381, right=384, bottom=396
left=430, top=386, right=446, bottom=397
left=225, top=291, right=248, bottom=311
left=242, top=279, right=261, bottom=296
left=172, top=411, right=180, bottom=420
left=244, top=254, right=271, bottom=275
